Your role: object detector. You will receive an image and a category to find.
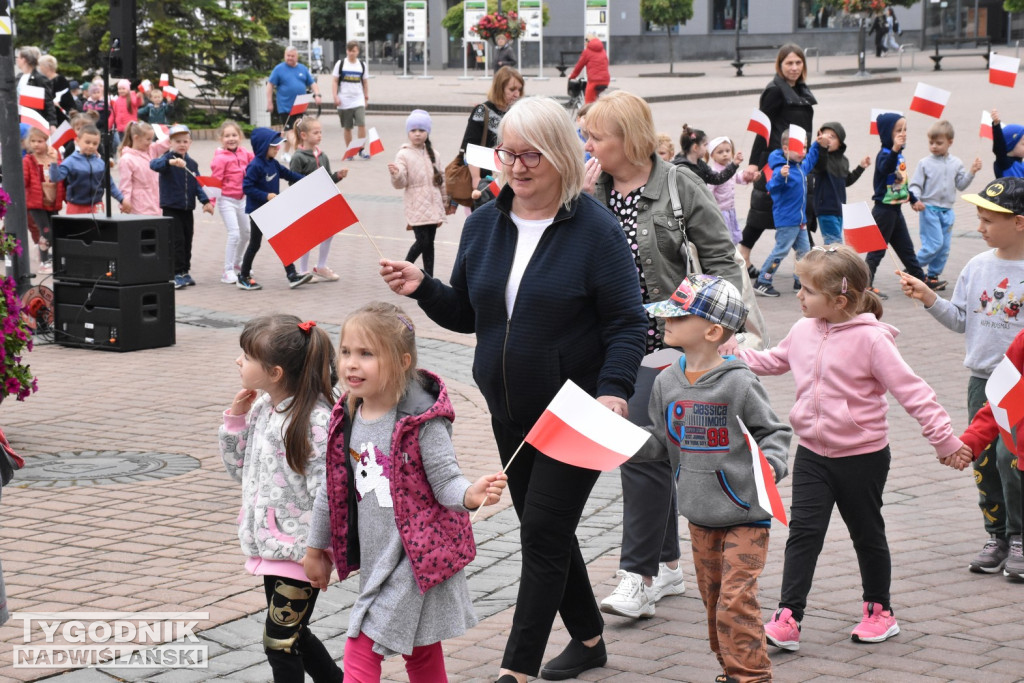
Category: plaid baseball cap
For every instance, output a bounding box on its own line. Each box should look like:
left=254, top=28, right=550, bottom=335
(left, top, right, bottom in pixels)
left=963, top=177, right=1024, bottom=215
left=645, top=274, right=748, bottom=331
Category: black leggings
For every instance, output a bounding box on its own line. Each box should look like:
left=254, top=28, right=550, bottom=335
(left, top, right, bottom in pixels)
left=241, top=218, right=297, bottom=280
left=262, top=575, right=343, bottom=682
left=405, top=223, right=438, bottom=277
left=865, top=204, right=925, bottom=284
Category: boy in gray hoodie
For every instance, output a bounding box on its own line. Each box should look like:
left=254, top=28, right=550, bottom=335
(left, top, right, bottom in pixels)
left=635, top=274, right=791, bottom=683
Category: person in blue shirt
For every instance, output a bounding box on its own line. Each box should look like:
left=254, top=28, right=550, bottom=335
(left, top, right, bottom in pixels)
left=265, top=46, right=322, bottom=160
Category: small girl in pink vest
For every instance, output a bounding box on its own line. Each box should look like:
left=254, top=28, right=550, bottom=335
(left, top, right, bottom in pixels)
left=302, top=301, right=506, bottom=683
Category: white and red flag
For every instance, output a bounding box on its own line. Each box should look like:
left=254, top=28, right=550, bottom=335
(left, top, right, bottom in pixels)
left=525, top=380, right=651, bottom=471
left=909, top=82, right=951, bottom=119
left=195, top=175, right=223, bottom=199
left=787, top=123, right=807, bottom=156
left=289, top=93, right=314, bottom=116
left=153, top=124, right=170, bottom=142
left=19, top=84, right=46, bottom=110
left=981, top=110, right=994, bottom=140
left=986, top=354, right=1024, bottom=449
left=138, top=79, right=153, bottom=94
left=367, top=127, right=385, bottom=156
left=159, top=73, right=170, bottom=87
left=487, top=178, right=501, bottom=196
left=162, top=85, right=179, bottom=102
left=249, top=166, right=359, bottom=266
left=19, top=107, right=49, bottom=133
left=761, top=163, right=773, bottom=182
left=989, top=52, right=1020, bottom=88
left=747, top=109, right=771, bottom=142
left=466, top=142, right=499, bottom=171
left=842, top=202, right=888, bottom=253
left=870, top=109, right=903, bottom=135
left=737, top=418, right=787, bottom=526
left=47, top=120, right=74, bottom=149
left=342, top=137, right=366, bottom=160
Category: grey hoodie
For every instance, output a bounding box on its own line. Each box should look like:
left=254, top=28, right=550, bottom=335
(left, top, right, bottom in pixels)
left=634, top=356, right=792, bottom=527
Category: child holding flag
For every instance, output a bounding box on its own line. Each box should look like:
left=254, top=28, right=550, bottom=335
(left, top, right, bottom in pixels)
left=50, top=124, right=129, bottom=215
left=990, top=109, right=1024, bottom=179
left=637, top=274, right=791, bottom=683
left=900, top=177, right=1024, bottom=580
left=138, top=87, right=173, bottom=125
left=118, top=121, right=168, bottom=217
left=809, top=122, right=870, bottom=246
left=290, top=116, right=348, bottom=282
left=741, top=245, right=968, bottom=650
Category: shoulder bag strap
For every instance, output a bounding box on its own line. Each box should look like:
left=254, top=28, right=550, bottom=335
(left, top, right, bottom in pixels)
left=480, top=105, right=491, bottom=147
left=667, top=165, right=697, bottom=276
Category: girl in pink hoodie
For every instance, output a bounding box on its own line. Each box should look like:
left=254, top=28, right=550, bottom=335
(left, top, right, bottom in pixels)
left=210, top=120, right=255, bottom=284
left=737, top=245, right=970, bottom=651
left=117, top=121, right=167, bottom=216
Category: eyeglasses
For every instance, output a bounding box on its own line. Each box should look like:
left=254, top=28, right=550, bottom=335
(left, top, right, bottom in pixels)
left=495, top=149, right=543, bottom=168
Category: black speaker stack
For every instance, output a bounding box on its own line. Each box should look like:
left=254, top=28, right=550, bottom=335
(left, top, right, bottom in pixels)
left=109, top=0, right=137, bottom=81
left=51, top=215, right=176, bottom=352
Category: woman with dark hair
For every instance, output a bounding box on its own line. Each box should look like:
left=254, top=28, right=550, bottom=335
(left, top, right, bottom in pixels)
left=740, top=44, right=817, bottom=279
left=459, top=67, right=525, bottom=191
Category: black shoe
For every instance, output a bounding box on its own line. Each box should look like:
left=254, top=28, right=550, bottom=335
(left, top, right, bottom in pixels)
left=868, top=286, right=889, bottom=301
left=925, top=276, right=947, bottom=291
left=540, top=638, right=607, bottom=681
left=495, top=676, right=519, bottom=683
left=746, top=264, right=759, bottom=280
left=288, top=272, right=313, bottom=289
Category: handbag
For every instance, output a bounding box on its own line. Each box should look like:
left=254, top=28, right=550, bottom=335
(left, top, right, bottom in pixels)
left=445, top=106, right=491, bottom=208
left=666, top=165, right=769, bottom=351
left=0, top=428, right=25, bottom=487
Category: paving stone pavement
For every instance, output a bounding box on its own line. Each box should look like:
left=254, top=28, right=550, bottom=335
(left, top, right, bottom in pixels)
left=2, top=53, right=1024, bottom=682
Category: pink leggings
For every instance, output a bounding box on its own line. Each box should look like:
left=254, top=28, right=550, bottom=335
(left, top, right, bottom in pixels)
left=342, top=632, right=446, bottom=682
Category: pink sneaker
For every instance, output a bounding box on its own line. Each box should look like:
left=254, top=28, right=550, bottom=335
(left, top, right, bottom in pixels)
left=851, top=602, right=899, bottom=643
left=764, top=607, right=801, bottom=651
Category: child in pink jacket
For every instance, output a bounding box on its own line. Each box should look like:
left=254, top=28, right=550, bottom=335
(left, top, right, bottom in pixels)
left=210, top=120, right=255, bottom=284
left=117, top=121, right=169, bottom=216
left=737, top=246, right=969, bottom=652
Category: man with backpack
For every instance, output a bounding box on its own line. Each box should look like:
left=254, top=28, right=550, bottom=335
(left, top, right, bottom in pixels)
left=331, top=41, right=371, bottom=159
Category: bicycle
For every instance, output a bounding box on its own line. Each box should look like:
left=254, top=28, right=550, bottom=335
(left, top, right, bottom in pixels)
left=564, top=78, right=586, bottom=119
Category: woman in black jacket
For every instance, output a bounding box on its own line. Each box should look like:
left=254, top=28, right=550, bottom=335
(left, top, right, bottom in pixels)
left=739, top=44, right=816, bottom=278
left=459, top=67, right=525, bottom=193
left=16, top=46, right=56, bottom=130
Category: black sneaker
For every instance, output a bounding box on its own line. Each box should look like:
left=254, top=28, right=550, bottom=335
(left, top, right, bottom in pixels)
left=969, top=535, right=1009, bottom=573
left=288, top=272, right=313, bottom=289
left=540, top=638, right=607, bottom=681
left=754, top=282, right=780, bottom=298
left=236, top=274, right=262, bottom=291
left=746, top=264, right=759, bottom=280
left=868, top=286, right=889, bottom=301
left=925, top=276, right=947, bottom=291
left=793, top=278, right=802, bottom=291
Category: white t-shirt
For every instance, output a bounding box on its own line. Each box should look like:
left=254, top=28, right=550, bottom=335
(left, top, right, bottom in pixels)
left=505, top=212, right=553, bottom=316
left=332, top=57, right=367, bottom=110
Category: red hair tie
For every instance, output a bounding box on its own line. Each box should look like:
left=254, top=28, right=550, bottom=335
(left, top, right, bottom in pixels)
left=298, top=320, right=316, bottom=334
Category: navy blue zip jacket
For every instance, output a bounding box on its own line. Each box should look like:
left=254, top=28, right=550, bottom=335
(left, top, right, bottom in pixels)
left=410, top=186, right=647, bottom=429
left=243, top=127, right=304, bottom=213
left=872, top=113, right=916, bottom=205
left=150, top=149, right=209, bottom=210
left=811, top=121, right=867, bottom=216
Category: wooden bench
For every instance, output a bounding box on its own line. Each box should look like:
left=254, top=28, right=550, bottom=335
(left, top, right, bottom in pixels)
left=555, top=50, right=579, bottom=77
left=731, top=44, right=781, bottom=77
left=929, top=36, right=992, bottom=71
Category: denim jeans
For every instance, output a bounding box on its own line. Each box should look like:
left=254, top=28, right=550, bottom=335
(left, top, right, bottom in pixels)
left=916, top=205, right=955, bottom=278
left=756, top=224, right=809, bottom=286
left=817, top=214, right=844, bottom=245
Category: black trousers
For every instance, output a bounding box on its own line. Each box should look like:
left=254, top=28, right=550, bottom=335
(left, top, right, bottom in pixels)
left=262, top=575, right=343, bottom=683
left=865, top=203, right=925, bottom=284
left=492, top=417, right=604, bottom=676
left=618, top=458, right=680, bottom=576
left=241, top=218, right=297, bottom=280
left=163, top=207, right=194, bottom=275
left=405, top=223, right=437, bottom=277
left=778, top=445, right=892, bottom=622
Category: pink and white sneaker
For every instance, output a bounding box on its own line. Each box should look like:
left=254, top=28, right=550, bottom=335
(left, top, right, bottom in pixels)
left=851, top=602, right=900, bottom=643
left=764, top=607, right=801, bottom=651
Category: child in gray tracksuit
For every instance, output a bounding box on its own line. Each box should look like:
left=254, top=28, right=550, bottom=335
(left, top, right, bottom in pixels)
left=635, top=274, right=791, bottom=683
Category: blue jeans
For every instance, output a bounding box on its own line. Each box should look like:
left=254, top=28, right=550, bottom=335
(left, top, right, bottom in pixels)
left=757, top=224, right=809, bottom=286
left=817, top=214, right=843, bottom=245
left=916, top=205, right=954, bottom=278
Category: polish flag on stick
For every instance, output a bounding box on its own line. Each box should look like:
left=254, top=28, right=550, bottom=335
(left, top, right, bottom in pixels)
left=909, top=82, right=951, bottom=119
left=981, top=110, right=994, bottom=140
left=138, top=79, right=153, bottom=94
left=761, top=163, right=773, bottom=182
left=737, top=418, right=787, bottom=526
left=367, top=127, right=385, bottom=156
left=747, top=109, right=771, bottom=142
left=47, top=120, right=75, bottom=149
left=787, top=123, right=807, bottom=156
left=159, top=73, right=170, bottom=87
left=19, top=107, right=49, bottom=133
left=487, top=178, right=501, bottom=196
left=870, top=109, right=903, bottom=135
left=466, top=143, right=500, bottom=171
left=249, top=167, right=363, bottom=265
left=19, top=85, right=46, bottom=110
left=343, top=137, right=366, bottom=160
left=842, top=202, right=888, bottom=253
left=162, top=85, right=179, bottom=102
left=195, top=176, right=223, bottom=199
left=986, top=355, right=1024, bottom=450
left=289, top=93, right=314, bottom=116
left=989, top=52, right=1020, bottom=88
left=153, top=124, right=170, bottom=142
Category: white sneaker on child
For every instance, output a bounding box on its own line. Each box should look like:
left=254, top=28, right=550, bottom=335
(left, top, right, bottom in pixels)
left=220, top=268, right=237, bottom=284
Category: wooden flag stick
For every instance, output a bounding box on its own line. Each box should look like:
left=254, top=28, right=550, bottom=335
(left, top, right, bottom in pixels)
left=357, top=221, right=385, bottom=260
left=470, top=439, right=526, bottom=523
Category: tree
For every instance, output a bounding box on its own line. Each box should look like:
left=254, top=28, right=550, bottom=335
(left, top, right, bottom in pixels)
left=442, top=0, right=549, bottom=42
left=312, top=0, right=404, bottom=43
left=1006, top=0, right=1024, bottom=11
left=639, top=0, right=693, bottom=74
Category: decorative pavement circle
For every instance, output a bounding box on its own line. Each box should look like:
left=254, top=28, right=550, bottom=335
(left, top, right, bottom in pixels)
left=13, top=450, right=201, bottom=488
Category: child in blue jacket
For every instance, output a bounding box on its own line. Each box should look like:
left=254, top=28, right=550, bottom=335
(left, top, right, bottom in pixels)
left=237, top=127, right=311, bottom=291
left=150, top=124, right=214, bottom=289
left=753, top=128, right=820, bottom=297
left=990, top=109, right=1024, bottom=179
left=50, top=125, right=128, bottom=214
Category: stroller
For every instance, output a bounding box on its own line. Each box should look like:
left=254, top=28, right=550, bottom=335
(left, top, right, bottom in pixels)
left=565, top=78, right=586, bottom=118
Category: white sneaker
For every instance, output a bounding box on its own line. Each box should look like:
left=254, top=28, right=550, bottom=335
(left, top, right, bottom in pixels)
left=600, top=570, right=654, bottom=619
left=220, top=268, right=237, bottom=284
left=651, top=562, right=686, bottom=602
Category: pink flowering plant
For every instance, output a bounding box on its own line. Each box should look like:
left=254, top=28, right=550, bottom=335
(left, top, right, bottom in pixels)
left=471, top=11, right=527, bottom=42
left=0, top=188, right=37, bottom=403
